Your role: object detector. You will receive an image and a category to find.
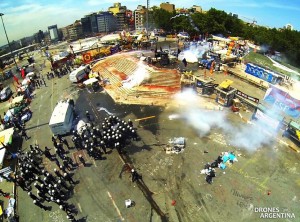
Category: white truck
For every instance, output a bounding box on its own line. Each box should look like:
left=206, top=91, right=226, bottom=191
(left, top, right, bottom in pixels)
left=49, top=99, right=74, bottom=135
left=69, top=65, right=89, bottom=83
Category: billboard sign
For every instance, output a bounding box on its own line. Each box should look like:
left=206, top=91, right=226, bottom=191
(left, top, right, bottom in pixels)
left=245, top=63, right=279, bottom=84
left=254, top=109, right=280, bottom=129
left=263, top=86, right=300, bottom=118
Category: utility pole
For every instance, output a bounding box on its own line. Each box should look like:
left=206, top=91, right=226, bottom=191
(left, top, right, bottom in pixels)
left=0, top=13, right=19, bottom=71
left=146, top=0, right=149, bottom=32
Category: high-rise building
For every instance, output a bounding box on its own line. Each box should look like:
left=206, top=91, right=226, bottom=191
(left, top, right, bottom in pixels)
left=160, top=2, right=175, bottom=12
left=68, top=21, right=83, bottom=41
left=115, top=11, right=127, bottom=31
left=97, top=11, right=117, bottom=33
left=191, top=5, right=202, bottom=13
left=126, top=10, right=135, bottom=31
left=81, top=16, right=92, bottom=36
left=108, top=2, right=127, bottom=15
left=61, top=26, right=70, bottom=40
left=48, top=25, right=59, bottom=42
left=33, top=30, right=45, bottom=43
left=134, top=5, right=147, bottom=31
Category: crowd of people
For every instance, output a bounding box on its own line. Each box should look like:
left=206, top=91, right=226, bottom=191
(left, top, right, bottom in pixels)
left=2, top=111, right=140, bottom=221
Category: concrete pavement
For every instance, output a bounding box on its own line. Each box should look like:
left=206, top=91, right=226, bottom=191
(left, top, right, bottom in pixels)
left=12, top=51, right=300, bottom=222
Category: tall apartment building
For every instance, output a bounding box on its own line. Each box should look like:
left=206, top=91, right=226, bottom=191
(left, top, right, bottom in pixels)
left=68, top=21, right=83, bottom=41
left=81, top=13, right=99, bottom=34
left=97, top=11, right=117, bottom=33
left=108, top=2, right=127, bottom=15
left=61, top=26, right=70, bottom=40
left=191, top=5, right=202, bottom=13
left=81, top=16, right=92, bottom=36
left=160, top=2, right=175, bottom=12
left=126, top=10, right=135, bottom=31
left=134, top=5, right=147, bottom=31
left=115, top=12, right=126, bottom=31
left=48, top=25, right=59, bottom=42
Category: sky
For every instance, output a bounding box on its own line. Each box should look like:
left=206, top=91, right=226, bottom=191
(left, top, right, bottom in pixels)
left=0, top=0, right=299, bottom=46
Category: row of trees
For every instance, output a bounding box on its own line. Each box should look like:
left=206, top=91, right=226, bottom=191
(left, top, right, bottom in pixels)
left=152, top=7, right=300, bottom=67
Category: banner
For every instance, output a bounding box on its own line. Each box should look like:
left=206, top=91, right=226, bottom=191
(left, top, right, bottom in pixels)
left=236, top=90, right=259, bottom=103
left=263, top=85, right=300, bottom=118
left=255, top=109, right=280, bottom=129
left=245, top=63, right=281, bottom=84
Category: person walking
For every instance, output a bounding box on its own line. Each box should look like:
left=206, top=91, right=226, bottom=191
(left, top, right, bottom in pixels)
left=78, top=154, right=86, bottom=166
left=33, top=200, right=50, bottom=211
left=63, top=172, right=77, bottom=185
left=85, top=111, right=91, bottom=122
left=21, top=129, right=30, bottom=141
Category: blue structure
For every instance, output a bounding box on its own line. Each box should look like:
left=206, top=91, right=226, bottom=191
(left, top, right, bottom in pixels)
left=245, top=63, right=283, bottom=84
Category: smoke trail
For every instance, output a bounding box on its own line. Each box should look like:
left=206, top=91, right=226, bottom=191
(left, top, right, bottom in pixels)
left=122, top=60, right=150, bottom=89
left=170, top=14, right=199, bottom=32
left=97, top=107, right=115, bottom=115
left=173, top=89, right=277, bottom=151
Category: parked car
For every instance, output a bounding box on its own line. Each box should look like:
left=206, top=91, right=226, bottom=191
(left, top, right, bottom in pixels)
left=0, top=86, right=12, bottom=101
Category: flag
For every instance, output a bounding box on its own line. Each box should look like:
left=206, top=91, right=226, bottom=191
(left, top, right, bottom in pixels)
left=182, top=58, right=187, bottom=67
left=13, top=75, right=20, bottom=85
left=21, top=69, right=25, bottom=79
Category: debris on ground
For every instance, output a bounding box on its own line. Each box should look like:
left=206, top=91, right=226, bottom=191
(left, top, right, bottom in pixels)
left=166, top=137, right=185, bottom=154
left=200, top=151, right=238, bottom=184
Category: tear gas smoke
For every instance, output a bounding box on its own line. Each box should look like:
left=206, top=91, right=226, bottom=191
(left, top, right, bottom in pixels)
left=178, top=43, right=210, bottom=63
left=122, top=60, right=150, bottom=89
left=173, top=89, right=276, bottom=151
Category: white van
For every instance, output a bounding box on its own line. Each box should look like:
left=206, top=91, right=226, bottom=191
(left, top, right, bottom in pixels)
left=49, top=99, right=74, bottom=135
left=69, top=65, right=88, bottom=83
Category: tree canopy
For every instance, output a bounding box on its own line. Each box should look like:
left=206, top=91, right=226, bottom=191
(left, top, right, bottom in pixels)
left=152, top=7, right=300, bottom=67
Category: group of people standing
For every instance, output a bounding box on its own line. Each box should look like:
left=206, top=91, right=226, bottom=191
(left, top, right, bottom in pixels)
left=15, top=142, right=79, bottom=221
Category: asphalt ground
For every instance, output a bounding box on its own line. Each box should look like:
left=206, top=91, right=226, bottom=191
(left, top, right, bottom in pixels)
left=1, top=47, right=299, bottom=222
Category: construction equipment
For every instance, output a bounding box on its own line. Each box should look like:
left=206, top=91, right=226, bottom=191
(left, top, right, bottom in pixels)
left=283, top=121, right=300, bottom=146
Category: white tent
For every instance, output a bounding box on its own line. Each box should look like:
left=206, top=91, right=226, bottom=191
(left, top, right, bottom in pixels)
left=0, top=127, right=14, bottom=165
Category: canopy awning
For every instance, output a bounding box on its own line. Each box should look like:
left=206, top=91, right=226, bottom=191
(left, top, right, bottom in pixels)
left=0, top=127, right=14, bottom=147
left=219, top=79, right=233, bottom=89
left=11, top=95, right=24, bottom=105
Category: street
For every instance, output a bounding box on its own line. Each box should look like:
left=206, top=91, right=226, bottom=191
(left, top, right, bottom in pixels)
left=6, top=51, right=300, bottom=222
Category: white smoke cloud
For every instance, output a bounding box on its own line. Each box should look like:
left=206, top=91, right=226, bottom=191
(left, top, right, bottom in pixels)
left=122, top=60, right=150, bottom=89
left=178, top=42, right=210, bottom=63
left=172, top=89, right=277, bottom=151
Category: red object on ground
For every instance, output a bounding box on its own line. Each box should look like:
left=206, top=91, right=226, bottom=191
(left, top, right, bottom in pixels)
left=267, top=191, right=271, bottom=195
left=171, top=200, right=176, bottom=206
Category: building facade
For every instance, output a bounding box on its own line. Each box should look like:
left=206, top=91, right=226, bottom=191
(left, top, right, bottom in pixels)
left=191, top=5, right=202, bottom=13
left=48, top=25, right=59, bottom=42
left=160, top=2, right=175, bottom=12
left=134, top=5, right=147, bottom=31
left=81, top=16, right=92, bottom=36
left=61, top=26, right=70, bottom=41
left=68, top=21, right=83, bottom=41
left=115, top=12, right=127, bottom=31
left=97, top=11, right=117, bottom=33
